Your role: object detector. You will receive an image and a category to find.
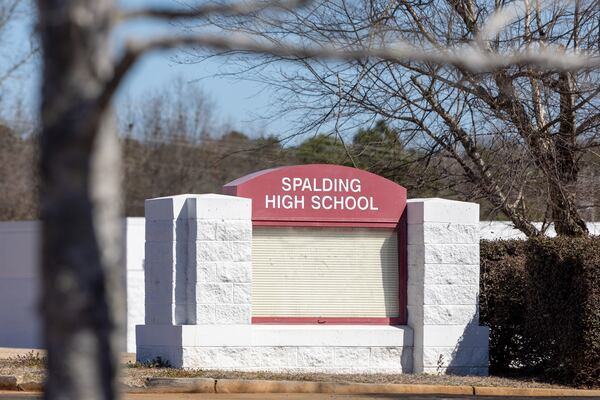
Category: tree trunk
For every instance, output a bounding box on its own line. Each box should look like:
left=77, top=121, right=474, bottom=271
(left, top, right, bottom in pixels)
left=492, top=71, right=588, bottom=237
left=37, top=1, right=123, bottom=399
left=551, top=71, right=588, bottom=236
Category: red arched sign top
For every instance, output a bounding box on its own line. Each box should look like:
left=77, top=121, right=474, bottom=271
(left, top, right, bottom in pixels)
left=223, top=164, right=406, bottom=227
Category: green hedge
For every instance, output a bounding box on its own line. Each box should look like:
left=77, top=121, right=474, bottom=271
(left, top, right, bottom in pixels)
left=480, top=237, right=600, bottom=387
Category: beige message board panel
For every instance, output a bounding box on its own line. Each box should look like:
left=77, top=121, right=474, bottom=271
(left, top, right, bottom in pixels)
left=252, top=226, right=400, bottom=319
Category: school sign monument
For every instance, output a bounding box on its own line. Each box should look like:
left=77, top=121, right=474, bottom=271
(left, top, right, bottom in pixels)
left=136, top=164, right=489, bottom=374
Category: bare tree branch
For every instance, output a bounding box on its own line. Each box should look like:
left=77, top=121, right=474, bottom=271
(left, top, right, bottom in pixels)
left=117, top=0, right=311, bottom=21
left=0, top=46, right=38, bottom=85
left=102, top=30, right=600, bottom=113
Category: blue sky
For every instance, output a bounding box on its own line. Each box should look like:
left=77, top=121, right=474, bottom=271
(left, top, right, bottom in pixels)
left=1, top=0, right=288, bottom=137
left=118, top=50, right=279, bottom=135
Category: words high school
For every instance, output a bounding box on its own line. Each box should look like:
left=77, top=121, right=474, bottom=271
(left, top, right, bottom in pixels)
left=264, top=177, right=379, bottom=211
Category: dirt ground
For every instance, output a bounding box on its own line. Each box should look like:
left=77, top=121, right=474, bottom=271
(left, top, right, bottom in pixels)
left=0, top=348, right=574, bottom=390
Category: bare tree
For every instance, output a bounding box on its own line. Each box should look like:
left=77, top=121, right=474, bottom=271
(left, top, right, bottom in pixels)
left=0, top=1, right=39, bottom=218
left=35, top=0, right=600, bottom=398
left=199, top=0, right=600, bottom=236
left=119, top=81, right=282, bottom=215
left=120, top=78, right=216, bottom=143
left=0, top=124, right=38, bottom=219
left=0, top=1, right=37, bottom=99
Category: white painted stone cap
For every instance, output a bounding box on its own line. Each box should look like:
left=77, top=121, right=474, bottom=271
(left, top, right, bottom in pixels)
left=407, top=198, right=479, bottom=224
left=137, top=324, right=413, bottom=347
left=145, top=194, right=251, bottom=221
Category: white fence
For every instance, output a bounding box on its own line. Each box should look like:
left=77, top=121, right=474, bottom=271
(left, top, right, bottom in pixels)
left=479, top=221, right=600, bottom=240
left=0, top=218, right=146, bottom=352
left=0, top=221, right=40, bottom=349
left=1, top=218, right=598, bottom=352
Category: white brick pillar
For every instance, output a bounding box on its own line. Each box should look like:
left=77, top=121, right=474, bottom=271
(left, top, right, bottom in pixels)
left=143, top=194, right=252, bottom=326
left=188, top=195, right=252, bottom=324
left=138, top=194, right=252, bottom=367
left=144, top=195, right=191, bottom=325
left=406, top=198, right=489, bottom=375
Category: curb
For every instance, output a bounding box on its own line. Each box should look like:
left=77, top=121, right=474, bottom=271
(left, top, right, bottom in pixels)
left=144, top=377, right=600, bottom=397
left=4, top=375, right=600, bottom=397
left=16, top=381, right=43, bottom=392
left=215, top=379, right=473, bottom=395
left=474, top=386, right=600, bottom=397
left=144, top=377, right=215, bottom=393
left=0, top=376, right=17, bottom=391
left=0, top=375, right=43, bottom=392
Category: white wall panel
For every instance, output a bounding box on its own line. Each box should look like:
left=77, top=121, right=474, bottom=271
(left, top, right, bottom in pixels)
left=0, top=219, right=145, bottom=352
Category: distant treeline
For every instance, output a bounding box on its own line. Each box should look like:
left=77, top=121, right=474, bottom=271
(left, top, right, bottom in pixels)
left=0, top=120, right=455, bottom=220
left=2, top=118, right=599, bottom=222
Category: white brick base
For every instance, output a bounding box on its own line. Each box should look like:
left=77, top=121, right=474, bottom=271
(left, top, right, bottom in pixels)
left=137, top=325, right=412, bottom=373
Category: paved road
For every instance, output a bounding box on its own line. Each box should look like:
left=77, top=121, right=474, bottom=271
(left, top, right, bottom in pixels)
left=1, top=392, right=594, bottom=399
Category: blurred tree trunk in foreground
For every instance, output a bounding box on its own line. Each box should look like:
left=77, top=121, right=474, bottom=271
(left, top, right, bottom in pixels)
left=37, top=1, right=123, bottom=399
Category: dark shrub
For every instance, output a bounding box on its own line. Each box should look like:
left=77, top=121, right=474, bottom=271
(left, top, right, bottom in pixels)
left=480, top=238, right=600, bottom=387
left=524, top=237, right=600, bottom=386
left=480, top=240, right=544, bottom=373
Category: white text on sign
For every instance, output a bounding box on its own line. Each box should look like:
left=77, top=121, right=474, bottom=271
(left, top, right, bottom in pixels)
left=264, top=177, right=379, bottom=211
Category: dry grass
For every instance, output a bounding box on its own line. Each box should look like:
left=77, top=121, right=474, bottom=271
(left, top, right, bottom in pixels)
left=121, top=362, right=573, bottom=389
left=0, top=352, right=579, bottom=390
left=0, top=351, right=46, bottom=382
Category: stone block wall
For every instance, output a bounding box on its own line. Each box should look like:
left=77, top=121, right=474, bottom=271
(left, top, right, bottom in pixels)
left=144, top=195, right=190, bottom=325
left=137, top=324, right=413, bottom=373
left=191, top=214, right=253, bottom=325
left=144, top=194, right=252, bottom=326
left=406, top=198, right=489, bottom=375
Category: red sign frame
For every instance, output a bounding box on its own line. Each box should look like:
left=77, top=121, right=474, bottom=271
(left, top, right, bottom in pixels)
left=223, top=164, right=407, bottom=325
